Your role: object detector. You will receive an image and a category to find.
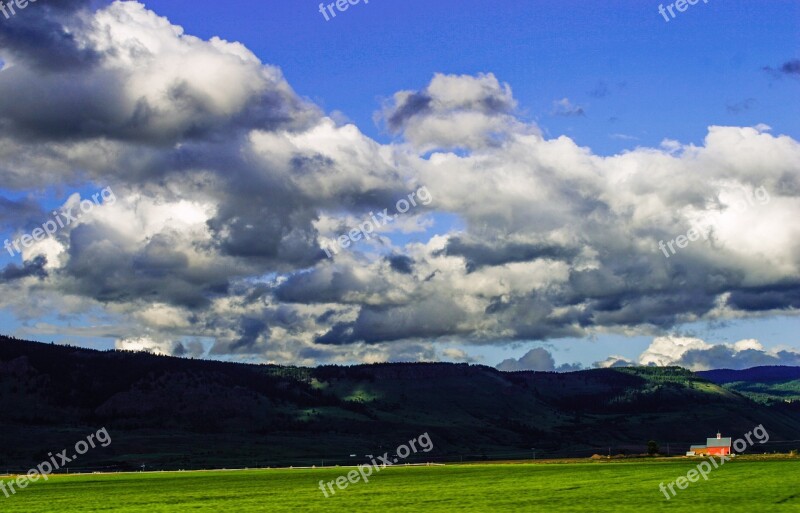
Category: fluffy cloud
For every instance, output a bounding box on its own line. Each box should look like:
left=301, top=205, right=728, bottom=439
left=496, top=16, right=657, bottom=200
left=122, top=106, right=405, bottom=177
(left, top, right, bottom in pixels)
left=381, top=72, right=525, bottom=152
left=638, top=336, right=800, bottom=371
left=1, top=2, right=800, bottom=366
left=497, top=348, right=556, bottom=371
left=551, top=97, right=585, bottom=117
left=0, top=1, right=315, bottom=145
left=591, top=336, right=800, bottom=371
left=593, top=356, right=636, bottom=369
left=497, top=347, right=582, bottom=372
left=639, top=336, right=715, bottom=367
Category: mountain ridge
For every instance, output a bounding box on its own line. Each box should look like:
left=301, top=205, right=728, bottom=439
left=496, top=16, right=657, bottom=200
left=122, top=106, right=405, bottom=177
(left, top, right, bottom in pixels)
left=1, top=335, right=799, bottom=470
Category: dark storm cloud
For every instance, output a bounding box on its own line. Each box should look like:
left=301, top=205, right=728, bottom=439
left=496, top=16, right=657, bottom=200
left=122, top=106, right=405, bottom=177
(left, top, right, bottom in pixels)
left=387, top=255, right=414, bottom=274
left=230, top=317, right=269, bottom=352
left=207, top=196, right=322, bottom=269
left=315, top=299, right=468, bottom=345
left=313, top=321, right=354, bottom=345
left=207, top=305, right=305, bottom=356
left=491, top=296, right=588, bottom=340
left=0, top=70, right=124, bottom=141
left=62, top=225, right=227, bottom=308
left=725, top=281, right=800, bottom=312
left=274, top=266, right=396, bottom=305
left=588, top=290, right=716, bottom=329
left=441, top=236, right=578, bottom=272
left=453, top=237, right=749, bottom=341
left=172, top=339, right=206, bottom=358
left=0, top=0, right=100, bottom=71
left=0, top=255, right=47, bottom=282
left=296, top=345, right=331, bottom=360
left=559, top=267, right=724, bottom=331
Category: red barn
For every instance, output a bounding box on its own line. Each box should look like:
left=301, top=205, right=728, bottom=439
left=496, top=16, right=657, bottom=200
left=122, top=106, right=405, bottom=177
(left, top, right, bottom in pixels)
left=706, top=433, right=732, bottom=456
left=687, top=432, right=731, bottom=456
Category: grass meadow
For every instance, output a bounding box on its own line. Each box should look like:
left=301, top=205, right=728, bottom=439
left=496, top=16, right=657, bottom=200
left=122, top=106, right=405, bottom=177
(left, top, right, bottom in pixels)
left=2, top=458, right=798, bottom=512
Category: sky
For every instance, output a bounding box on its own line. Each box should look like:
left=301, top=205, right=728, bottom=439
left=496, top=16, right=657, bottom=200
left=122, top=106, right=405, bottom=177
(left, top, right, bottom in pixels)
left=0, top=0, right=799, bottom=371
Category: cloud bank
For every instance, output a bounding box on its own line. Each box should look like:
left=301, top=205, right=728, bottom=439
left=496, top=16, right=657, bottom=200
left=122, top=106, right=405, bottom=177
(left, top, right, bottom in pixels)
left=1, top=2, right=799, bottom=366
left=498, top=336, right=800, bottom=373
left=591, top=336, right=800, bottom=371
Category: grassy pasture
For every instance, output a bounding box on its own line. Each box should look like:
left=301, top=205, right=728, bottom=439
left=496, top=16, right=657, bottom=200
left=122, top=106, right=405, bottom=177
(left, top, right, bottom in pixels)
left=2, top=458, right=798, bottom=512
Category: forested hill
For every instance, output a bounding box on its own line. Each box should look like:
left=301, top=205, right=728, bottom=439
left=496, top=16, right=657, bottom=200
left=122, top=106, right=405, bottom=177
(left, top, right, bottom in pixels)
left=699, top=366, right=800, bottom=405
left=2, top=335, right=799, bottom=470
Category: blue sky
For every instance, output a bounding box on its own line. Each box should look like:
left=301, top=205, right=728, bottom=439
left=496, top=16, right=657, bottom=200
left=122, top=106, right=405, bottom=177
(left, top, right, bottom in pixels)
left=0, top=0, right=798, bottom=370
left=143, top=0, right=799, bottom=154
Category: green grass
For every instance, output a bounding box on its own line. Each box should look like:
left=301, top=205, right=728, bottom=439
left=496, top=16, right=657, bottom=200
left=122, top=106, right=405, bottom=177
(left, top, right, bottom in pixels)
left=2, top=458, right=798, bottom=512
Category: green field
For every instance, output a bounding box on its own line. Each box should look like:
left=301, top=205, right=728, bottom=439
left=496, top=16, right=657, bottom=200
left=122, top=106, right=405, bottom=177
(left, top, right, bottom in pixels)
left=2, top=458, right=798, bottom=512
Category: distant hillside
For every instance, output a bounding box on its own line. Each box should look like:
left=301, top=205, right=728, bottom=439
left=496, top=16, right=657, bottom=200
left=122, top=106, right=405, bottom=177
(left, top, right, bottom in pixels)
left=699, top=366, right=800, bottom=384
left=2, top=336, right=799, bottom=471
left=699, top=366, right=800, bottom=405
